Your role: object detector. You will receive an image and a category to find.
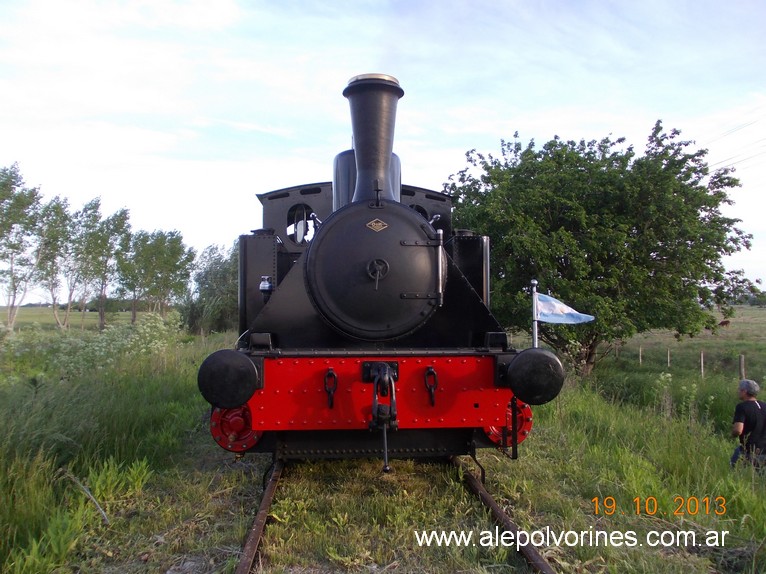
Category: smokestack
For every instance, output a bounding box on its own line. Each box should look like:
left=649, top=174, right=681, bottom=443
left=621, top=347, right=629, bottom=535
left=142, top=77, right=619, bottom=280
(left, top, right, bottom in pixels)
left=343, top=74, right=404, bottom=203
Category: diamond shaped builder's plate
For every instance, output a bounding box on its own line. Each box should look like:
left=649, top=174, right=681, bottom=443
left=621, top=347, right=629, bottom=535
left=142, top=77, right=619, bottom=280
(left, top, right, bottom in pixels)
left=366, top=219, right=389, bottom=232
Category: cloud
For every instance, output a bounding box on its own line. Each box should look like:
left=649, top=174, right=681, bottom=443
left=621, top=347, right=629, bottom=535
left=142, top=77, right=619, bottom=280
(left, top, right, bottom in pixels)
left=1, top=0, right=765, bottom=284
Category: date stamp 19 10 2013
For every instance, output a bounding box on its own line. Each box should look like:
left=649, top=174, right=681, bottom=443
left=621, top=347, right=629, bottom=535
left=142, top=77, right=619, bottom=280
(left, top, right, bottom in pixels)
left=591, top=496, right=727, bottom=517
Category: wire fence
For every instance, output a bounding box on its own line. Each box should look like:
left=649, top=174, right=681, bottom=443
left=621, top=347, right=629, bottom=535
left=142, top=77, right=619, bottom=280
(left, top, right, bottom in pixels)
left=619, top=346, right=749, bottom=379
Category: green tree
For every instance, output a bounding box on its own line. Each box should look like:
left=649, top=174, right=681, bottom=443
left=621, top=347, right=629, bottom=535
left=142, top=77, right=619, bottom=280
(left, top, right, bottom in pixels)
left=145, top=231, right=195, bottom=316
left=35, top=195, right=72, bottom=328
left=0, top=164, right=42, bottom=328
left=59, top=199, right=103, bottom=329
left=77, top=204, right=130, bottom=331
left=117, top=230, right=196, bottom=322
left=448, top=121, right=754, bottom=374
left=181, top=243, right=238, bottom=335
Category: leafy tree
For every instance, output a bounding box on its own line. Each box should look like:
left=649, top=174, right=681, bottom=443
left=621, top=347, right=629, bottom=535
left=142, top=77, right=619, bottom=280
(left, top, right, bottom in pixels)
left=65, top=199, right=104, bottom=328
left=118, top=230, right=158, bottom=323
left=117, top=230, right=196, bottom=322
left=180, top=243, right=238, bottom=335
left=145, top=231, right=195, bottom=315
left=77, top=204, right=130, bottom=331
left=0, top=164, right=42, bottom=328
left=448, top=121, right=754, bottom=374
left=35, top=196, right=72, bottom=328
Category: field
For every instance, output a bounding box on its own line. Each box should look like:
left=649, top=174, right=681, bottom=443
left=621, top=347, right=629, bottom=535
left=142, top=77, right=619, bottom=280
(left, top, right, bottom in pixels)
left=1, top=306, right=764, bottom=573
left=4, top=305, right=136, bottom=331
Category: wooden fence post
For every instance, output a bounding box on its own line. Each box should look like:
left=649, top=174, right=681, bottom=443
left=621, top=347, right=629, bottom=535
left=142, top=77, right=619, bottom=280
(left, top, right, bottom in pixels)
left=740, top=354, right=746, bottom=379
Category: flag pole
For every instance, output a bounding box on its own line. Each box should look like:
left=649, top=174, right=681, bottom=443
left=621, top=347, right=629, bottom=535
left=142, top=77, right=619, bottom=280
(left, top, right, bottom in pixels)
left=531, top=279, right=539, bottom=348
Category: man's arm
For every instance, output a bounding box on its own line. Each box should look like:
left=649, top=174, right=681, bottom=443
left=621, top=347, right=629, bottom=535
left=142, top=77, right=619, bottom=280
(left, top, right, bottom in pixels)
left=732, top=402, right=746, bottom=438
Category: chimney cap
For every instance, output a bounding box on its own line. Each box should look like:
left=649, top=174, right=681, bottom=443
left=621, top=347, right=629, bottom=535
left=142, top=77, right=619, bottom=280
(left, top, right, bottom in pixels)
left=343, top=74, right=403, bottom=98
left=346, top=73, right=400, bottom=86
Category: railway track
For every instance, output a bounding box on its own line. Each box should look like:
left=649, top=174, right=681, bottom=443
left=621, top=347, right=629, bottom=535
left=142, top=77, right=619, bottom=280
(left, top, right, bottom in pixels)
left=451, top=457, right=557, bottom=574
left=235, top=460, right=284, bottom=574
left=235, top=458, right=557, bottom=574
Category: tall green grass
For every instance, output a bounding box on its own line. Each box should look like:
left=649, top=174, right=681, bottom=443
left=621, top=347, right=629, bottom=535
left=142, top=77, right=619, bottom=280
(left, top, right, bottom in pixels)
left=586, top=306, right=765, bottom=436
left=0, top=314, right=218, bottom=572
left=481, top=385, right=766, bottom=573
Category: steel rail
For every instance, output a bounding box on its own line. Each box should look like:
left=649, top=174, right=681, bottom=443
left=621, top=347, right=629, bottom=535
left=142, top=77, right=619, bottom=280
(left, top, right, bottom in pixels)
left=452, top=457, right=557, bottom=574
left=235, top=459, right=285, bottom=574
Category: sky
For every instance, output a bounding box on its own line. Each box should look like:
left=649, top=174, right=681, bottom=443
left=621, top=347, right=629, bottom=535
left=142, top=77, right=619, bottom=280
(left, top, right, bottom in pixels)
left=1, top=0, right=764, bottom=299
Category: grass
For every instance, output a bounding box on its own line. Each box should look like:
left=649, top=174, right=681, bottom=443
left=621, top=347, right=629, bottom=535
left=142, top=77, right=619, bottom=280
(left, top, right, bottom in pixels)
left=613, top=305, right=766, bottom=379
left=2, top=305, right=137, bottom=332
left=0, top=316, right=243, bottom=572
left=261, top=458, right=532, bottom=573
left=1, top=305, right=765, bottom=572
left=480, top=388, right=766, bottom=573
left=590, top=305, right=766, bottom=438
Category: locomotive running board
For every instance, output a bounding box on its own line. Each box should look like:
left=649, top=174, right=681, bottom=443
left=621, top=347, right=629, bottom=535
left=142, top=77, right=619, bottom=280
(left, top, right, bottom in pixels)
left=250, top=429, right=496, bottom=461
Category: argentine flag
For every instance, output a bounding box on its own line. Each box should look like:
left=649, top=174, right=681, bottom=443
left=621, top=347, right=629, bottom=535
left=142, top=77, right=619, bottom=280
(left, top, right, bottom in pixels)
left=535, top=293, right=594, bottom=324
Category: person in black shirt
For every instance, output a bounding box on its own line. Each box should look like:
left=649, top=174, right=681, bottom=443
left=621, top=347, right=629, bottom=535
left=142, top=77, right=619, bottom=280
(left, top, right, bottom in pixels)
left=731, top=379, right=766, bottom=468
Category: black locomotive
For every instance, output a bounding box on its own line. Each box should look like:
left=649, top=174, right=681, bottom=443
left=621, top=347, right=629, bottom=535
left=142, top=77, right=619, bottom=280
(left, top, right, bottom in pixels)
left=198, top=74, right=564, bottom=468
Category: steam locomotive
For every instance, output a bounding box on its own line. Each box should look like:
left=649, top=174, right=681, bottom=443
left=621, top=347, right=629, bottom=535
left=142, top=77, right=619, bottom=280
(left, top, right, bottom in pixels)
left=197, top=74, right=564, bottom=469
